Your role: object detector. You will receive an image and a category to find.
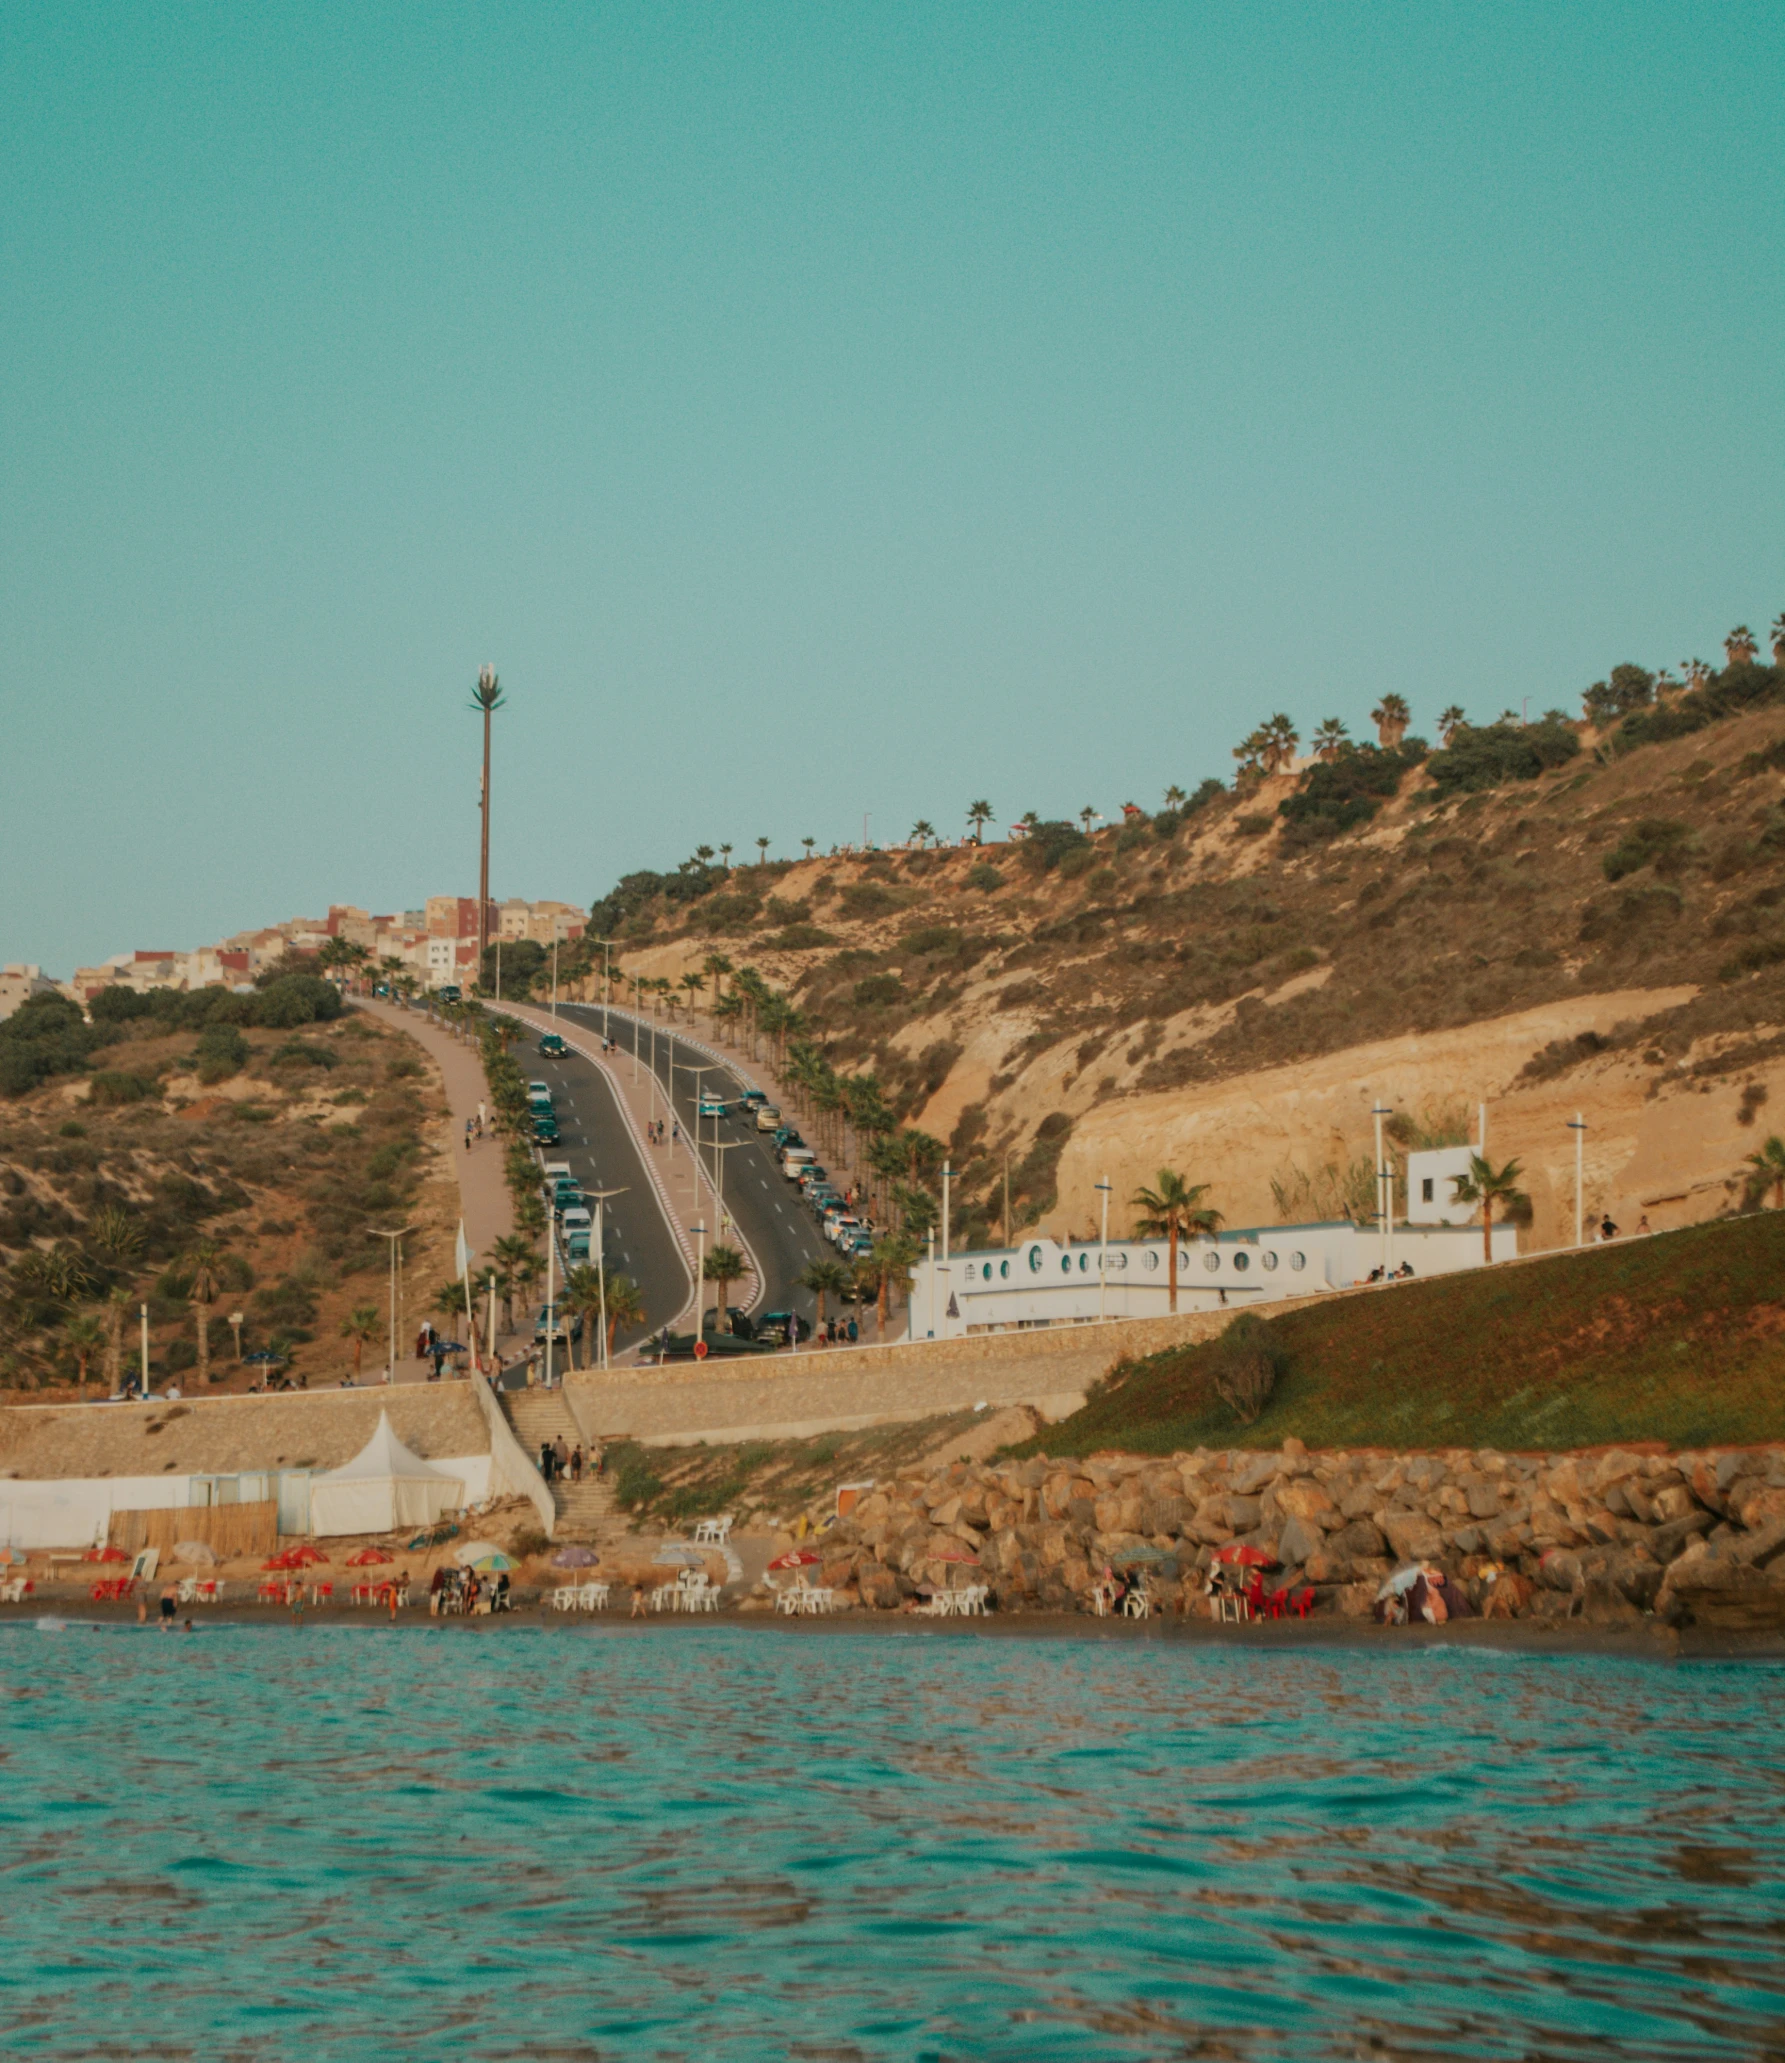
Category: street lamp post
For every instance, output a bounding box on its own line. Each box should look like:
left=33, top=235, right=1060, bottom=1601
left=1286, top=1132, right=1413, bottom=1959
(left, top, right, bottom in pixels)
left=1096, top=1176, right=1112, bottom=1320
left=1371, top=1103, right=1394, bottom=1278
left=585, top=1186, right=627, bottom=1370
left=550, top=939, right=558, bottom=1019
left=543, top=1207, right=557, bottom=1389
left=372, top=1227, right=414, bottom=1386
left=139, top=1302, right=150, bottom=1398
left=941, top=1162, right=953, bottom=1262
left=925, top=1226, right=936, bottom=1338
left=1567, top=1114, right=1587, bottom=1247
left=690, top=1220, right=708, bottom=1340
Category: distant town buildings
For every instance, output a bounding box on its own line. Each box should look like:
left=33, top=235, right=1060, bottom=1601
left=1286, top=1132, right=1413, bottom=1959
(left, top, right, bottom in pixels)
left=48, top=896, right=584, bottom=1008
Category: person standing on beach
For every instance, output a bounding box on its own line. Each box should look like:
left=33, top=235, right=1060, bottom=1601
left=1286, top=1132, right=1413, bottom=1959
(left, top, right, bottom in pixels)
left=553, top=1435, right=570, bottom=1480
left=158, top=1582, right=177, bottom=1628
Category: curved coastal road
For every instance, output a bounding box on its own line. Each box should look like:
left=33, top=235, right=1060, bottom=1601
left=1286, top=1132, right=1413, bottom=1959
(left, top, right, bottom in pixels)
left=558, top=1003, right=830, bottom=1325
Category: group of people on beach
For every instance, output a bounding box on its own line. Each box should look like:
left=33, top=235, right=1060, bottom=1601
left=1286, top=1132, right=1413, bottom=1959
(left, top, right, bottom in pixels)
left=428, top=1565, right=510, bottom=1615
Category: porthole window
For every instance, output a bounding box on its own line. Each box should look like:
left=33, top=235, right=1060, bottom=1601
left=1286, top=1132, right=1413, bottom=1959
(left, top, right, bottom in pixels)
left=1079, top=1252, right=1089, bottom=1273
left=1232, top=1250, right=1250, bottom=1273
left=999, top=1259, right=1010, bottom=1279
left=1142, top=1250, right=1159, bottom=1272
left=1061, top=1256, right=1072, bottom=1275
left=1028, top=1246, right=1043, bottom=1273
left=1290, top=1250, right=1306, bottom=1272
left=1262, top=1250, right=1279, bottom=1272
left=1203, top=1251, right=1220, bottom=1273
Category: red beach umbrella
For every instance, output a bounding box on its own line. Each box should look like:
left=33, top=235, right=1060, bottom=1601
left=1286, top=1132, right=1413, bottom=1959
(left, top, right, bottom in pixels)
left=86, top=1545, right=130, bottom=1563
left=767, top=1548, right=822, bottom=1571
left=345, top=1547, right=392, bottom=1566
left=1213, top=1542, right=1277, bottom=1568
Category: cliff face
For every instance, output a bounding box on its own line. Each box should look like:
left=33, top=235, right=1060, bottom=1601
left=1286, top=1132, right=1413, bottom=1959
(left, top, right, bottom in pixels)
left=614, top=699, right=1785, bottom=1251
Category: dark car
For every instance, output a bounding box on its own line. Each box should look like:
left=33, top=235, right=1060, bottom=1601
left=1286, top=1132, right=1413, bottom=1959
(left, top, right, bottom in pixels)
left=539, top=1032, right=567, bottom=1056
left=772, top=1127, right=803, bottom=1150
left=438, top=985, right=462, bottom=1004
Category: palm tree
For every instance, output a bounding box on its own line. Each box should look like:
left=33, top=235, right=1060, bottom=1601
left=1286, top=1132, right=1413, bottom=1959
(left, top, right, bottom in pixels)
left=1683, top=658, right=1712, bottom=694
left=1163, top=784, right=1186, bottom=809
left=1371, top=693, right=1411, bottom=748
left=1078, top=806, right=1097, bottom=835
left=339, top=1303, right=379, bottom=1379
left=1436, top=704, right=1467, bottom=746
left=559, top=1264, right=607, bottom=1370
left=601, top=1272, right=646, bottom=1359
left=868, top=1233, right=917, bottom=1336
left=702, top=1244, right=746, bottom=1331
left=469, top=665, right=506, bottom=960
left=183, top=1237, right=226, bottom=1386
left=800, top=836, right=816, bottom=860
left=1311, top=718, right=1348, bottom=762
left=1726, top=626, right=1758, bottom=669
left=492, top=1234, right=536, bottom=1332
left=799, top=1255, right=850, bottom=1334
left=694, top=844, right=715, bottom=866
left=755, top=836, right=770, bottom=865
left=1771, top=616, right=1785, bottom=666
left=719, top=842, right=734, bottom=870
left=967, top=799, right=994, bottom=844
left=1131, top=1171, right=1223, bottom=1314
left=64, top=1308, right=105, bottom=1392
left=1745, top=1135, right=1785, bottom=1210
left=910, top=819, right=936, bottom=848
left=1232, top=729, right=1268, bottom=782
left=1449, top=1153, right=1528, bottom=1263
left=1261, top=714, right=1300, bottom=773
left=679, top=972, right=705, bottom=1018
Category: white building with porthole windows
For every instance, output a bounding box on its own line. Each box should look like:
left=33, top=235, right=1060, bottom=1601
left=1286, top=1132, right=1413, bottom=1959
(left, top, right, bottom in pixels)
left=904, top=1209, right=1515, bottom=1341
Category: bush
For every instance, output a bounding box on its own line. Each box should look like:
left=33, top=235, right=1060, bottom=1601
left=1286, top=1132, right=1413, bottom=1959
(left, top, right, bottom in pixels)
left=510, top=1526, right=551, bottom=1559
left=1234, top=813, right=1275, bottom=837
left=0, top=992, right=113, bottom=1097
left=1209, top=1313, right=1287, bottom=1425
left=1058, top=845, right=1095, bottom=879
left=838, top=881, right=905, bottom=919
left=1088, top=866, right=1119, bottom=895
left=1426, top=718, right=1579, bottom=795
left=1602, top=818, right=1693, bottom=882
left=966, top=862, right=1004, bottom=892
left=852, top=975, right=904, bottom=1008
left=252, top=974, right=344, bottom=1029
left=87, top=1071, right=155, bottom=1108
left=764, top=897, right=812, bottom=926
left=1115, top=823, right=1149, bottom=855
left=1615, top=660, right=1784, bottom=754
left=693, top=894, right=762, bottom=935
left=1279, top=742, right=1425, bottom=844
left=902, top=926, right=961, bottom=956
left=194, top=1024, right=249, bottom=1084
left=762, top=924, right=837, bottom=951
left=1016, top=821, right=1092, bottom=873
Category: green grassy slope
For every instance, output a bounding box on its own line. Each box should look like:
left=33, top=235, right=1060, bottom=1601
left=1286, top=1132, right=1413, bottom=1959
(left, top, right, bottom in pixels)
left=1026, top=1210, right=1785, bottom=1456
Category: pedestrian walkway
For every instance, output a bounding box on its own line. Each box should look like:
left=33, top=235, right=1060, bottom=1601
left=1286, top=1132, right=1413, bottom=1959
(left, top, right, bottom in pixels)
left=352, top=996, right=514, bottom=1272
left=502, top=1387, right=626, bottom=1547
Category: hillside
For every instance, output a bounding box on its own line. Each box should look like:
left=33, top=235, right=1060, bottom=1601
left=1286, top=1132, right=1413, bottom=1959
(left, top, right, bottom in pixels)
left=572, top=662, right=1785, bottom=1255
left=0, top=1005, right=458, bottom=1396
left=1023, top=1209, right=1785, bottom=1457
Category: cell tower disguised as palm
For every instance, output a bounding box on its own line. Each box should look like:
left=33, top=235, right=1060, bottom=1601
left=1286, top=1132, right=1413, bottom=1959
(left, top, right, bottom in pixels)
left=470, top=666, right=506, bottom=961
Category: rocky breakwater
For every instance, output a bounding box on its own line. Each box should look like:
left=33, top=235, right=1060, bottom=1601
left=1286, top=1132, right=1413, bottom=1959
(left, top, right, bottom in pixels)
left=781, top=1440, right=1785, bottom=1630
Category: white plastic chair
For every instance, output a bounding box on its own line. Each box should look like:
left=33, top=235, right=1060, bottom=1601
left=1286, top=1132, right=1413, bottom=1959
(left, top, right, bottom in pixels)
left=692, top=1516, right=733, bottom=1547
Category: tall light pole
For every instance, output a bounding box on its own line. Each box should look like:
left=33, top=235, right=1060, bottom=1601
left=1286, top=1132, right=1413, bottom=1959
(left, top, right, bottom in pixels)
left=542, top=1208, right=557, bottom=1388
left=1096, top=1176, right=1111, bottom=1320
left=470, top=666, right=505, bottom=965
left=373, top=1227, right=413, bottom=1385
left=940, top=1162, right=953, bottom=1262
left=1371, top=1103, right=1393, bottom=1278
left=1568, top=1114, right=1587, bottom=1247
left=139, top=1302, right=151, bottom=1399
left=586, top=1186, right=627, bottom=1370
left=550, top=939, right=558, bottom=1018
left=691, top=1220, right=708, bottom=1340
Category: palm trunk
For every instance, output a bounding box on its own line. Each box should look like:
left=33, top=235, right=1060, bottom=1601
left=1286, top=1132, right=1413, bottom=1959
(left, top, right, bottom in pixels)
left=104, top=1305, right=123, bottom=1396
left=1482, top=1203, right=1493, bottom=1264
left=607, top=1312, right=619, bottom=1360
left=195, top=1301, right=210, bottom=1385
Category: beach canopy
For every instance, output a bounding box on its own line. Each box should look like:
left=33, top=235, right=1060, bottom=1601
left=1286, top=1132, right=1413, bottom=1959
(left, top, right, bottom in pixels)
left=551, top=1545, right=600, bottom=1568
left=766, top=1548, right=822, bottom=1571
left=1213, top=1542, right=1277, bottom=1568
left=1376, top=1565, right=1429, bottom=1600
left=345, top=1547, right=392, bottom=1567
left=0, top=1546, right=27, bottom=1566
left=171, top=1541, right=218, bottom=1566
left=309, top=1413, right=465, bottom=1538
left=654, top=1543, right=708, bottom=1568
left=85, top=1544, right=129, bottom=1563
left=459, top=1549, right=514, bottom=1573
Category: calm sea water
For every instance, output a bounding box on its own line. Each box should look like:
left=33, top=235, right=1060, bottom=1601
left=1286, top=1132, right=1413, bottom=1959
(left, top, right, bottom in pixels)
left=1, top=1622, right=1780, bottom=2062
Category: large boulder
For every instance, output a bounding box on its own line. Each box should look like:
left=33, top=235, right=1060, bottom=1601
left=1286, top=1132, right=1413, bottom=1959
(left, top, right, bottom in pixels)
left=1656, top=1551, right=1785, bottom=1631
left=1380, top=1509, right=1445, bottom=1562
left=1275, top=1478, right=1339, bottom=1528
left=1276, top=1515, right=1325, bottom=1568
left=1328, top=1518, right=1387, bottom=1561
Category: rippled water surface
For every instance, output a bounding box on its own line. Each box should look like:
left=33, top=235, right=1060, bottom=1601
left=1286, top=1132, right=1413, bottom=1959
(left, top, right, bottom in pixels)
left=1, top=1622, right=1781, bottom=2060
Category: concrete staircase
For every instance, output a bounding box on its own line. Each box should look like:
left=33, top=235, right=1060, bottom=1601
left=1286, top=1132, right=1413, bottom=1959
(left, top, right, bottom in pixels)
left=501, top=1388, right=627, bottom=1547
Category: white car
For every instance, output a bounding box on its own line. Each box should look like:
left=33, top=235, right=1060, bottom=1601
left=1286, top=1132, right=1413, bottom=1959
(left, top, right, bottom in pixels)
left=828, top=1215, right=863, bottom=1248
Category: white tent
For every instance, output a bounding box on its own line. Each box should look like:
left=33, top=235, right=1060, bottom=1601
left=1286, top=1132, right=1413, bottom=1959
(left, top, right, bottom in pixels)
left=308, top=1412, right=466, bottom=1537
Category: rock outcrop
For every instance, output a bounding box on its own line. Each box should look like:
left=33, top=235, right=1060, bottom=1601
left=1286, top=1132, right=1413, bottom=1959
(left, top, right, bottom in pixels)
left=768, top=1437, right=1785, bottom=1628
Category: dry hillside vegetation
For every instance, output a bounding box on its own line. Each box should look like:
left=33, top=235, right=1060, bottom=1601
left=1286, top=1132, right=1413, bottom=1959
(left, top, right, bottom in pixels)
left=612, top=696, right=1785, bottom=1249
left=0, top=1012, right=457, bottom=1396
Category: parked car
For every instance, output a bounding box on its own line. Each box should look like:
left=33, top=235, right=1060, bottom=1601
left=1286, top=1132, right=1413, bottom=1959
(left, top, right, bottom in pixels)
left=561, top=1206, right=592, bottom=1258
left=753, top=1310, right=806, bottom=1348
left=754, top=1103, right=782, bottom=1131
left=528, top=1081, right=553, bottom=1102
left=772, top=1126, right=802, bottom=1150
left=438, top=985, right=461, bottom=1003
left=781, top=1150, right=816, bottom=1180
left=845, top=1232, right=875, bottom=1257
left=737, top=1089, right=768, bottom=1110
left=533, top=1302, right=584, bottom=1347
left=796, top=1165, right=828, bottom=1192
left=696, top=1091, right=730, bottom=1119
left=828, top=1215, right=864, bottom=1248
left=532, top=1116, right=560, bottom=1144
left=539, top=1032, right=567, bottom=1056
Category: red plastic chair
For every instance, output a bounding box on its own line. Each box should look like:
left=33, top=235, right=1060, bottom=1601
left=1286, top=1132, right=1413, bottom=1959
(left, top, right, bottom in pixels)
left=1290, top=1587, right=1314, bottom=1620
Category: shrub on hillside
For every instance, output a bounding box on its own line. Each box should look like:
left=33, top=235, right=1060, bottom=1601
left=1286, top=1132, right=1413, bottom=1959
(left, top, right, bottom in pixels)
left=692, top=893, right=761, bottom=935
left=0, top=993, right=115, bottom=1097
left=1209, top=1313, right=1287, bottom=1425
left=762, top=924, right=837, bottom=950
left=1278, top=741, right=1426, bottom=847
left=1016, top=820, right=1091, bottom=873
left=966, top=862, right=1004, bottom=892
left=194, top=1024, right=249, bottom=1084
left=85, top=1071, right=155, bottom=1108
left=838, top=881, right=906, bottom=919
left=1602, top=818, right=1693, bottom=882
left=902, top=926, right=961, bottom=956
left=852, top=974, right=904, bottom=1008
left=1426, top=717, right=1579, bottom=795
left=1614, top=661, right=1784, bottom=754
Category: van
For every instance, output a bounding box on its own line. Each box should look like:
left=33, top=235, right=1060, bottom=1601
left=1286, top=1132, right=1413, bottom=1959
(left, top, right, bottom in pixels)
left=562, top=1206, right=592, bottom=1258
left=782, top=1148, right=816, bottom=1179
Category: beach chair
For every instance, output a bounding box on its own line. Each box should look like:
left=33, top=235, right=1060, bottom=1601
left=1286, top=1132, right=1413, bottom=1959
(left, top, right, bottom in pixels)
left=578, top=1582, right=609, bottom=1611
left=198, top=1580, right=221, bottom=1604
left=549, top=1585, right=577, bottom=1611
left=692, top=1516, right=734, bottom=1546
left=957, top=1584, right=988, bottom=1616
left=1123, top=1586, right=1151, bottom=1620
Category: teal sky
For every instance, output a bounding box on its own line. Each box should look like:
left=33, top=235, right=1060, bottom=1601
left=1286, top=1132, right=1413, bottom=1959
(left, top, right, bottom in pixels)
left=6, top=3, right=1781, bottom=974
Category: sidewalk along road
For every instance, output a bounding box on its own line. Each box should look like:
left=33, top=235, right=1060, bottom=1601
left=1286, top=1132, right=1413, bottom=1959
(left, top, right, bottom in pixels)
left=557, top=1002, right=831, bottom=1326
left=511, top=1013, right=690, bottom=1357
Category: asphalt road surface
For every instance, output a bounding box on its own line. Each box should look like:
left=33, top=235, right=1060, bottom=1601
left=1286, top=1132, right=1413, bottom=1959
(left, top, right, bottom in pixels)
left=559, top=1003, right=831, bottom=1323
left=520, top=1023, right=687, bottom=1353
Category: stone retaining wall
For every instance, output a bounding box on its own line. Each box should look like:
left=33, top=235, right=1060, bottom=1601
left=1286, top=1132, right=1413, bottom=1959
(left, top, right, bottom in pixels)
left=579, top=1305, right=1239, bottom=1445
left=787, top=1438, right=1785, bottom=1633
